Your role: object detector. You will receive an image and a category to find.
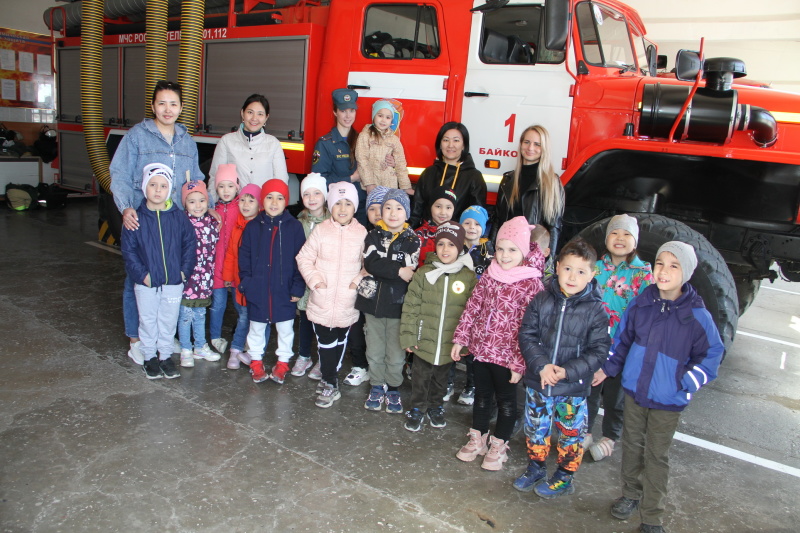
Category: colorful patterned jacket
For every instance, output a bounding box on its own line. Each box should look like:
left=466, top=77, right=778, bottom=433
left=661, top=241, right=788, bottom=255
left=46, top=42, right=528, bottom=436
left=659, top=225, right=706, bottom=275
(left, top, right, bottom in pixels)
left=182, top=213, right=219, bottom=303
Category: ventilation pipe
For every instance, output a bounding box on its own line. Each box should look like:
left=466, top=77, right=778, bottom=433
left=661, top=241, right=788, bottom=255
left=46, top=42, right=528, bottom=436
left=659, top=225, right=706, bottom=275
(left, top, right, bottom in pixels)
left=79, top=0, right=112, bottom=194
left=145, top=1, right=169, bottom=119
left=177, top=0, right=205, bottom=134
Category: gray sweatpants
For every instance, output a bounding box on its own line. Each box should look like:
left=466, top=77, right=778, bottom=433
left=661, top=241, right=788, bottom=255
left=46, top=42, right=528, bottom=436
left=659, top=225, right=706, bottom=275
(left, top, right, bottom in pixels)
left=364, top=314, right=405, bottom=388
left=134, top=283, right=183, bottom=361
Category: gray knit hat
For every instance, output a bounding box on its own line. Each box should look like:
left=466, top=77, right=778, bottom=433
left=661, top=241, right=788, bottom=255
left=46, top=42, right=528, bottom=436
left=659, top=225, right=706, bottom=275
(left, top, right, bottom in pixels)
left=382, top=188, right=411, bottom=220
left=656, top=241, right=697, bottom=285
left=606, top=214, right=639, bottom=244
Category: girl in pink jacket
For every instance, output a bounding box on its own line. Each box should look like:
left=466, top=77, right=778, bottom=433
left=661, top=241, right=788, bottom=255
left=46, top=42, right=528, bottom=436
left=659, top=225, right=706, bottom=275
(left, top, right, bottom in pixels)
left=296, top=181, right=367, bottom=408
left=451, top=216, right=545, bottom=470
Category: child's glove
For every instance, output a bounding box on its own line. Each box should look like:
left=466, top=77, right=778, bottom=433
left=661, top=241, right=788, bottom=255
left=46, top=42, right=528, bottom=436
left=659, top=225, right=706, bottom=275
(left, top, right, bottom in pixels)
left=681, top=367, right=708, bottom=393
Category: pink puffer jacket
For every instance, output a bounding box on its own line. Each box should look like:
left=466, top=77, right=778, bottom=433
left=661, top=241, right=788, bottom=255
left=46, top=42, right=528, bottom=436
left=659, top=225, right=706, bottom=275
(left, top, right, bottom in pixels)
left=296, top=217, right=367, bottom=328
left=212, top=199, right=240, bottom=289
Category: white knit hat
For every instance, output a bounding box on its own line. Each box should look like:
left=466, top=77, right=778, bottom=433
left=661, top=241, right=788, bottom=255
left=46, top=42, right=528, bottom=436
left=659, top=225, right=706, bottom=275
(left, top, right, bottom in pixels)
left=656, top=241, right=697, bottom=285
left=606, top=214, right=639, bottom=244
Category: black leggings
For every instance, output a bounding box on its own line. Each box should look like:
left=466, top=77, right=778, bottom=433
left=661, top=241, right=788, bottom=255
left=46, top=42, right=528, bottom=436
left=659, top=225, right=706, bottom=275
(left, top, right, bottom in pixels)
left=472, top=360, right=518, bottom=441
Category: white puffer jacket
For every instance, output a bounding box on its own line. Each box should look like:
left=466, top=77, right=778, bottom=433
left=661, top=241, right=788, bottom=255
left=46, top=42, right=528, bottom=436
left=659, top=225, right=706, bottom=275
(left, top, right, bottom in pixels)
left=296, top=217, right=367, bottom=328
left=208, top=127, right=289, bottom=202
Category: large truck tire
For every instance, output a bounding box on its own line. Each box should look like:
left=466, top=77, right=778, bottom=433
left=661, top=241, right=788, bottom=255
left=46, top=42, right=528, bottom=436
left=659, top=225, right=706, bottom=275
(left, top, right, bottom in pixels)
left=575, top=214, right=738, bottom=349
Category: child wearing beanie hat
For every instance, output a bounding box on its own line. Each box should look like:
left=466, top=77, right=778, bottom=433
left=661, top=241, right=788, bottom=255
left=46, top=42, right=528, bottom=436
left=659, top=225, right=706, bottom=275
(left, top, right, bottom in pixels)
left=237, top=177, right=306, bottom=384
left=452, top=215, right=545, bottom=470
left=365, top=185, right=390, bottom=228
left=585, top=214, right=654, bottom=462
left=597, top=240, right=722, bottom=530
left=221, top=183, right=262, bottom=369
left=122, top=163, right=196, bottom=380
left=355, top=188, right=421, bottom=415
left=291, top=173, right=332, bottom=379
left=177, top=180, right=221, bottom=368
left=415, top=187, right=458, bottom=269
left=454, top=205, right=495, bottom=406
left=355, top=98, right=412, bottom=195
left=399, top=221, right=477, bottom=431
left=296, top=182, right=367, bottom=407
left=208, top=162, right=242, bottom=358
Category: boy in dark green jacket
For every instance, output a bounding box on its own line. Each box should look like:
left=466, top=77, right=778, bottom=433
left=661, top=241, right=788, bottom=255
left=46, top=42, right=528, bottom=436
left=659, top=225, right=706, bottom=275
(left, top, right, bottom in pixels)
left=400, top=222, right=477, bottom=431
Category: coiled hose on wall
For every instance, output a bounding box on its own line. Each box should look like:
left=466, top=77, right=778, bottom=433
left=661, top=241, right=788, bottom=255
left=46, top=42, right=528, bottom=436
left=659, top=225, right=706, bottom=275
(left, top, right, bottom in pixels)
left=177, top=0, right=204, bottom=133
left=145, top=1, right=168, bottom=118
left=80, top=0, right=111, bottom=194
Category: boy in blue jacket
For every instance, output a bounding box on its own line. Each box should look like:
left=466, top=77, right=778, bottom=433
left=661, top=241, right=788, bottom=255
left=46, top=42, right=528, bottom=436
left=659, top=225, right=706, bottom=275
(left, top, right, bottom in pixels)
left=121, top=163, right=196, bottom=380
left=238, top=179, right=306, bottom=384
left=594, top=241, right=724, bottom=533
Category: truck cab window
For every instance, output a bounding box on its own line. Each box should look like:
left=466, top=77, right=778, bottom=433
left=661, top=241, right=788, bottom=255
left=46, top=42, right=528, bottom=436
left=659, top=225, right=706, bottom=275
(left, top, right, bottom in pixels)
left=479, top=4, right=566, bottom=65
left=363, top=4, right=440, bottom=59
left=576, top=2, right=636, bottom=70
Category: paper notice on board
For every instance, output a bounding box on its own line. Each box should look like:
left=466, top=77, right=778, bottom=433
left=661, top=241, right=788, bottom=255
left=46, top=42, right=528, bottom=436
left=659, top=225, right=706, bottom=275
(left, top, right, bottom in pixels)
left=20, top=81, right=35, bottom=102
left=0, top=49, right=14, bottom=70
left=18, top=51, right=34, bottom=73
left=2, top=79, right=16, bottom=100
left=37, top=54, right=52, bottom=75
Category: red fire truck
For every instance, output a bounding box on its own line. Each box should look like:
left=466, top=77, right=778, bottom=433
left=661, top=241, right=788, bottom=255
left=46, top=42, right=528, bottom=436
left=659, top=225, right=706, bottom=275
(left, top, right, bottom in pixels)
left=48, top=0, right=800, bottom=346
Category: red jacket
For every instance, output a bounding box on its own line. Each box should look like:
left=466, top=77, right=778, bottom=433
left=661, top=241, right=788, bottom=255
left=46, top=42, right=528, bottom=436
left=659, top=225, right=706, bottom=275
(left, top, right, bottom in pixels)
left=222, top=212, right=249, bottom=306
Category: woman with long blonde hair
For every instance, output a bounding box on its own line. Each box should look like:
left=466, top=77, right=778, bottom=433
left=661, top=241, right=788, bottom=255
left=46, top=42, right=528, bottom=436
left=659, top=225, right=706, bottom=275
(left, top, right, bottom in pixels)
left=491, top=125, right=564, bottom=253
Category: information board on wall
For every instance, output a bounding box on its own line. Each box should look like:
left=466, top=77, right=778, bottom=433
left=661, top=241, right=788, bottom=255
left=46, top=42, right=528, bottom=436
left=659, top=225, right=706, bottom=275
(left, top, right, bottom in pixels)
left=0, top=27, right=55, bottom=123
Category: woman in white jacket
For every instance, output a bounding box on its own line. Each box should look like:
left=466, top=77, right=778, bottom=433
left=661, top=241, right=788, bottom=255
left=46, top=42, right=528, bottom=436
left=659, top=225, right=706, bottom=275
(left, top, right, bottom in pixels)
left=208, top=94, right=289, bottom=202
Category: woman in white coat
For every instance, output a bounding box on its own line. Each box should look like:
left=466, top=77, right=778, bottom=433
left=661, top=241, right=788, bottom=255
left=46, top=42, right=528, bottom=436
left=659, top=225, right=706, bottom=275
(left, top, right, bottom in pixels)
left=208, top=94, right=289, bottom=202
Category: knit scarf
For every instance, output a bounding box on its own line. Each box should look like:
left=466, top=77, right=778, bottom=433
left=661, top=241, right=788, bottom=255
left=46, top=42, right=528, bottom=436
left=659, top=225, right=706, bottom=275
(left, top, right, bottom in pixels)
left=486, top=253, right=542, bottom=284
left=425, top=252, right=474, bottom=284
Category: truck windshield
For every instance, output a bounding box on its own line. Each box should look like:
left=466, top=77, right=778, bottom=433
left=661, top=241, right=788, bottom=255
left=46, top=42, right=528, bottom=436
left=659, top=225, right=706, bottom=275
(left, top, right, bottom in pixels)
left=576, top=2, right=636, bottom=70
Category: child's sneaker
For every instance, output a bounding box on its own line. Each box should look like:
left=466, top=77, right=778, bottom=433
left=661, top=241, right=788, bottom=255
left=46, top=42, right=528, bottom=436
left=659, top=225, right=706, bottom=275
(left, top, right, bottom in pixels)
left=385, top=391, right=403, bottom=414
left=315, top=382, right=341, bottom=408
left=250, top=360, right=268, bottom=383
left=534, top=469, right=575, bottom=499
left=442, top=382, right=455, bottom=402
left=308, top=361, right=323, bottom=380
left=589, top=437, right=616, bottom=461
left=315, top=380, right=328, bottom=395
left=180, top=349, right=195, bottom=368
left=128, top=341, right=144, bottom=365
left=404, top=408, right=424, bottom=432
left=210, top=337, right=228, bottom=354
left=364, top=385, right=386, bottom=411
left=227, top=349, right=242, bottom=370
left=270, top=361, right=290, bottom=384
left=457, top=385, right=475, bottom=405
left=513, top=461, right=547, bottom=492
left=194, top=344, right=221, bottom=362
left=238, top=351, right=252, bottom=366
left=159, top=358, right=181, bottom=379
left=291, top=356, right=313, bottom=376
left=343, top=366, right=369, bottom=386
left=142, top=358, right=162, bottom=380
left=481, top=436, right=509, bottom=471
left=456, top=429, right=489, bottom=462
left=427, top=407, right=446, bottom=428
left=610, top=496, right=640, bottom=520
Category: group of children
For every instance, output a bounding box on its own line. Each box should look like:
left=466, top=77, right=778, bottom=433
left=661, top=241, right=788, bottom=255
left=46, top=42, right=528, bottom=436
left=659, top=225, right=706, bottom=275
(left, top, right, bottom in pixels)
left=122, top=131, right=724, bottom=533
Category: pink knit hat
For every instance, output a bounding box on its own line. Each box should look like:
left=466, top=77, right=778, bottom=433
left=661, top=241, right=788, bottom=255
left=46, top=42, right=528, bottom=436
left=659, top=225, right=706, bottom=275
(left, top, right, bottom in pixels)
left=239, top=184, right=262, bottom=206
left=496, top=216, right=535, bottom=253
left=327, top=181, right=360, bottom=211
left=181, top=180, right=208, bottom=207
left=215, top=163, right=240, bottom=190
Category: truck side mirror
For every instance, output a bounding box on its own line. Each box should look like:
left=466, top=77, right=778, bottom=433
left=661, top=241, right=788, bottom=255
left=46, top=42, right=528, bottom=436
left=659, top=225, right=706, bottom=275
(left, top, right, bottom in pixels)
left=645, top=44, right=658, bottom=77
left=675, top=49, right=702, bottom=81
left=545, top=0, right=569, bottom=51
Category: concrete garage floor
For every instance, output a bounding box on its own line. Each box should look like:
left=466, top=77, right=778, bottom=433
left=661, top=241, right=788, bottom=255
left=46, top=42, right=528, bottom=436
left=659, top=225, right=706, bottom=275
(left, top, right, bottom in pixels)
left=1, top=199, right=798, bottom=532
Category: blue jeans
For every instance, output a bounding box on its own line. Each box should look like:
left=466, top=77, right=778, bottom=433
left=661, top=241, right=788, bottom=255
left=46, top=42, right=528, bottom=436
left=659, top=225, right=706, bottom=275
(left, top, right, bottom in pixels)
left=178, top=305, right=207, bottom=350
left=123, top=274, right=139, bottom=339
left=209, top=287, right=230, bottom=339
left=231, top=299, right=248, bottom=352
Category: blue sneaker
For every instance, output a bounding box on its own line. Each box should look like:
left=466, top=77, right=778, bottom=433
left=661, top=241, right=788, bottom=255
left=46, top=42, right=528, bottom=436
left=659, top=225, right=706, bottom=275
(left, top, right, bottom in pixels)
left=385, top=391, right=403, bottom=414
left=513, top=462, right=547, bottom=493
left=534, top=469, right=575, bottom=499
left=364, top=385, right=386, bottom=411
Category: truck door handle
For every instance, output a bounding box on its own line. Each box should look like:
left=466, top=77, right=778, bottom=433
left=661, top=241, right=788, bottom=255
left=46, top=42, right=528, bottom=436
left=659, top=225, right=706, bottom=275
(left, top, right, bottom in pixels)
left=348, top=84, right=371, bottom=91
left=465, top=91, right=489, bottom=97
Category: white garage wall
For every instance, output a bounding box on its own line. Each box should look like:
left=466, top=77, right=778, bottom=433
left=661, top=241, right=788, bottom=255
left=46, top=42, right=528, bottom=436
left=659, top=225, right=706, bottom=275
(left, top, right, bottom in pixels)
left=625, top=0, right=800, bottom=94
